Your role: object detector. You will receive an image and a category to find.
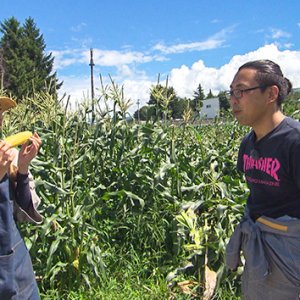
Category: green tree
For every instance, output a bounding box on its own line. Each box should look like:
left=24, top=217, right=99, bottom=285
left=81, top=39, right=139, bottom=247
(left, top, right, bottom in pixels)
left=169, top=97, right=189, bottom=119
left=192, top=83, right=205, bottom=113
left=206, top=89, right=215, bottom=99
left=0, top=17, right=22, bottom=91
left=218, top=91, right=230, bottom=111
left=149, top=81, right=177, bottom=120
left=133, top=105, right=156, bottom=121
left=0, top=48, right=4, bottom=86
left=0, top=17, right=62, bottom=100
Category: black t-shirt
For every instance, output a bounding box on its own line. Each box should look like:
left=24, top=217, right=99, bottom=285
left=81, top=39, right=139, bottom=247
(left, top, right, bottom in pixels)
left=237, top=117, right=300, bottom=219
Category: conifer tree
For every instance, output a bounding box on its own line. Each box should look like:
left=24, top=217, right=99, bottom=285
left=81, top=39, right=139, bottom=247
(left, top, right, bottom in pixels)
left=192, top=83, right=205, bottom=112
left=0, top=17, right=62, bottom=100
left=206, top=89, right=214, bottom=99
left=0, top=17, right=23, bottom=92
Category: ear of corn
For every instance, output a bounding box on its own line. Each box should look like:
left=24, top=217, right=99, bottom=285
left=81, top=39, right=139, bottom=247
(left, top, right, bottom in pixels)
left=4, top=131, right=33, bottom=147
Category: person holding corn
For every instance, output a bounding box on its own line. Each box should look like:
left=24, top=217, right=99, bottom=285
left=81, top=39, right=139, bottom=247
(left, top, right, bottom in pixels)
left=225, top=60, right=300, bottom=299
left=0, top=96, right=42, bottom=299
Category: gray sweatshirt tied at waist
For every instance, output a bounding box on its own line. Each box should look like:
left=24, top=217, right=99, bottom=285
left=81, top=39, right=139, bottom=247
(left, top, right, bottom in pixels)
left=226, top=212, right=300, bottom=299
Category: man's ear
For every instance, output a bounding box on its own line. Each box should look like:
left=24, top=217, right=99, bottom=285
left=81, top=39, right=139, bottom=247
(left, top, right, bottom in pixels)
left=268, top=85, right=280, bottom=104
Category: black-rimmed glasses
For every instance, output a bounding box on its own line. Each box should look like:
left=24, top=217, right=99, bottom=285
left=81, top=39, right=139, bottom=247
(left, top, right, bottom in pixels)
left=225, top=85, right=268, bottom=100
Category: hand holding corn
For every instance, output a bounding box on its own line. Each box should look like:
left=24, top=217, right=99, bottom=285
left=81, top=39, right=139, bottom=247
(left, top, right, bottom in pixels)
left=4, top=131, right=33, bottom=147
left=17, top=132, right=42, bottom=174
left=0, top=140, right=17, bottom=181
left=0, top=131, right=41, bottom=176
left=0, top=131, right=33, bottom=180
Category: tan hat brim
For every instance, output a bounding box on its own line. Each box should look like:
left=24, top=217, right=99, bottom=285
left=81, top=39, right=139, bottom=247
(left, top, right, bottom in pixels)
left=0, top=97, right=17, bottom=112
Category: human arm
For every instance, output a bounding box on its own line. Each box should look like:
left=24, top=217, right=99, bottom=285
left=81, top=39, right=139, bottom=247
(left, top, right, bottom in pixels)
left=15, top=172, right=32, bottom=211
left=13, top=171, right=43, bottom=223
left=17, top=132, right=42, bottom=175
left=14, top=132, right=43, bottom=223
left=0, top=140, right=16, bottom=180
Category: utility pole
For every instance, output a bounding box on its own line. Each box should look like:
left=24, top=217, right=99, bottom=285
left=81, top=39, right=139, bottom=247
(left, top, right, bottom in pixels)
left=89, top=48, right=95, bottom=123
left=137, top=99, right=140, bottom=123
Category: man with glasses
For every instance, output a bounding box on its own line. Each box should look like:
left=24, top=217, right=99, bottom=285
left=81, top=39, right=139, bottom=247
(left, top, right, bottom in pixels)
left=225, top=60, right=300, bottom=299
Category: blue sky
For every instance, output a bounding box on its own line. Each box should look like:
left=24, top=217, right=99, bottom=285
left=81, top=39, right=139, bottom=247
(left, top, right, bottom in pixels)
left=1, top=0, right=300, bottom=113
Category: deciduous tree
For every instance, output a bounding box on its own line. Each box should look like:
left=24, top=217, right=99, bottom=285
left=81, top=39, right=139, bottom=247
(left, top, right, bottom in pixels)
left=218, top=91, right=230, bottom=111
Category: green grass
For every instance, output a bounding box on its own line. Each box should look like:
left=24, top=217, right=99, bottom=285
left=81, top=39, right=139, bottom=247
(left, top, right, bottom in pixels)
left=40, top=275, right=171, bottom=300
left=40, top=275, right=241, bottom=300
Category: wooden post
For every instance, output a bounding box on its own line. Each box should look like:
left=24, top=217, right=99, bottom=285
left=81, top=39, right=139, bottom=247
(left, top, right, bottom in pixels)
left=89, top=48, right=95, bottom=123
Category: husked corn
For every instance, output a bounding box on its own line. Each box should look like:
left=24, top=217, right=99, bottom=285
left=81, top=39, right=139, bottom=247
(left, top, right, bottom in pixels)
left=4, top=131, right=33, bottom=147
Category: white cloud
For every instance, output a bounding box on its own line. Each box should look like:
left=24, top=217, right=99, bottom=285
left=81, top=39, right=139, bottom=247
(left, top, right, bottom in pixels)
left=92, top=49, right=154, bottom=66
left=270, top=28, right=291, bottom=39
left=71, top=22, right=87, bottom=32
left=51, top=48, right=159, bottom=71
left=282, top=43, right=293, bottom=49
left=59, top=70, right=152, bottom=114
left=71, top=37, right=93, bottom=48
left=52, top=27, right=234, bottom=87
left=152, top=27, right=234, bottom=54
left=122, top=79, right=153, bottom=112
left=59, top=44, right=300, bottom=114
left=168, top=44, right=300, bottom=99
left=53, top=27, right=234, bottom=72
left=168, top=61, right=223, bottom=98
left=211, top=19, right=221, bottom=24
left=58, top=75, right=91, bottom=109
left=271, top=41, right=294, bottom=51
left=153, top=40, right=223, bottom=54
left=51, top=49, right=84, bottom=69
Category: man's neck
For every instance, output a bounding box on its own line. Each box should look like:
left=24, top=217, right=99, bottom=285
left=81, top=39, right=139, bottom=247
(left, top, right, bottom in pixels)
left=253, top=110, right=285, bottom=141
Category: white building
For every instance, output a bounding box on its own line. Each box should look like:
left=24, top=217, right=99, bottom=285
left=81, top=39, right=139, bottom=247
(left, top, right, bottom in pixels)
left=200, top=97, right=220, bottom=119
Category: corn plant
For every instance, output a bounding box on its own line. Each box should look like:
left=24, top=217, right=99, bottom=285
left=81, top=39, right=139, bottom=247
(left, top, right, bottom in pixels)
left=2, top=81, right=249, bottom=299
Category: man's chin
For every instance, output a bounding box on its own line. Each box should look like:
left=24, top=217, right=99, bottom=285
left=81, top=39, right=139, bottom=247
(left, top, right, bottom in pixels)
left=235, top=116, right=250, bottom=126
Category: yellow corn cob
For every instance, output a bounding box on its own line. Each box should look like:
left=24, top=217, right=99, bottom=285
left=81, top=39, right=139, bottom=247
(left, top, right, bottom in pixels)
left=4, top=131, right=33, bottom=147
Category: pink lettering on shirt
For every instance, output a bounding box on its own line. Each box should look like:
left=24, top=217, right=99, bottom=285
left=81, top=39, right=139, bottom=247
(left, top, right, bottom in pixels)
left=243, top=154, right=280, bottom=182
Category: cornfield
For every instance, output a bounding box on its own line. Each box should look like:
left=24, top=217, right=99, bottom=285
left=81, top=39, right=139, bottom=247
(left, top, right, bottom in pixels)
left=2, top=84, right=250, bottom=299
